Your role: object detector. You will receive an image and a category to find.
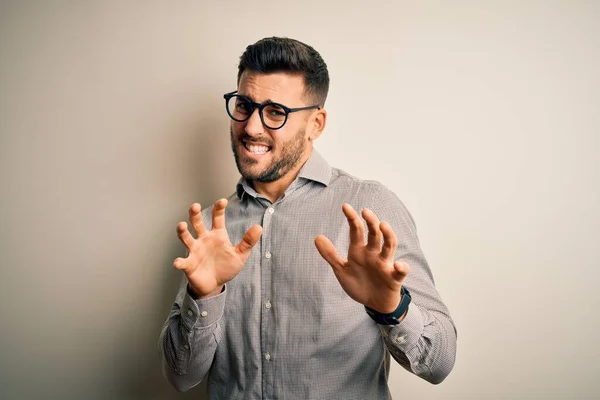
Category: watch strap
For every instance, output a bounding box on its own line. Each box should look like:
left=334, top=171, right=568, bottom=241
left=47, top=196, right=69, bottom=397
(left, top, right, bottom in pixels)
left=365, top=286, right=411, bottom=325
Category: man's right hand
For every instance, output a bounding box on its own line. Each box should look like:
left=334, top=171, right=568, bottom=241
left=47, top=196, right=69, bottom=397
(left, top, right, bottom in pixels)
left=173, top=198, right=263, bottom=298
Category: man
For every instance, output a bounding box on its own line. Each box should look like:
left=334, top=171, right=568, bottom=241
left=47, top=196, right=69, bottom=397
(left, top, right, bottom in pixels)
left=159, top=37, right=457, bottom=399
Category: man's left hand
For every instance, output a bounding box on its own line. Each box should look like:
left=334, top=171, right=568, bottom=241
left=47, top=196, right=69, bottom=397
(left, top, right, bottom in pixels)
left=314, top=203, right=410, bottom=314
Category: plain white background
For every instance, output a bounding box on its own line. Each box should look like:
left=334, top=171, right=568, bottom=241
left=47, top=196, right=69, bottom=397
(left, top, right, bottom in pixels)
left=1, top=1, right=598, bottom=399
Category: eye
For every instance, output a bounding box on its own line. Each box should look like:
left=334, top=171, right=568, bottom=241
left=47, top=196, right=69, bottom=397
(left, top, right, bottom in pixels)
left=264, top=104, right=286, bottom=119
left=269, top=109, right=285, bottom=117
left=235, top=101, right=252, bottom=114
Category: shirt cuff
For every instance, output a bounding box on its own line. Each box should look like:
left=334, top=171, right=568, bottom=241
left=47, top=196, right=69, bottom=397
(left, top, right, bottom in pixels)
left=179, top=284, right=227, bottom=331
left=379, top=303, right=424, bottom=349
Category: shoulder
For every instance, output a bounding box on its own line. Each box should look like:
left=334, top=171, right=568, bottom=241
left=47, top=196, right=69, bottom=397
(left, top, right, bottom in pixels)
left=331, top=167, right=416, bottom=232
left=330, top=167, right=401, bottom=201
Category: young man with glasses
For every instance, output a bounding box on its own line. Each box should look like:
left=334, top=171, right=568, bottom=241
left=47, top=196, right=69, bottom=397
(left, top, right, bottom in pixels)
left=159, top=37, right=457, bottom=399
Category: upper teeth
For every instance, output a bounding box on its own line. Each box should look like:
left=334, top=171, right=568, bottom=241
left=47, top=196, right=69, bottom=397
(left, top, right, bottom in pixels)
left=246, top=143, right=269, bottom=154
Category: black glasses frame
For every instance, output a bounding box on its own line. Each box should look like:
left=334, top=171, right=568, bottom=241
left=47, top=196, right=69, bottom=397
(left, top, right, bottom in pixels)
left=224, top=90, right=320, bottom=130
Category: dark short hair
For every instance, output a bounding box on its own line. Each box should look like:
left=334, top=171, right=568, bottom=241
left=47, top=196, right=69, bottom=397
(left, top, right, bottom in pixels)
left=237, top=37, right=330, bottom=106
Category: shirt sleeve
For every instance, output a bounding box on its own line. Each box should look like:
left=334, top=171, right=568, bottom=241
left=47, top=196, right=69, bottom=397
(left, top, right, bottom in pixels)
left=158, top=276, right=227, bottom=392
left=368, top=183, right=457, bottom=384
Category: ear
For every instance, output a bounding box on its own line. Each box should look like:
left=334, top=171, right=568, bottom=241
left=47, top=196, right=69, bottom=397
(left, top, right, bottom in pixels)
left=308, top=108, right=327, bottom=141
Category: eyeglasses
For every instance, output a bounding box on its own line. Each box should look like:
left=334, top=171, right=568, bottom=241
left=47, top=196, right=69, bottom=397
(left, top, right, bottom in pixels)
left=224, top=90, right=320, bottom=130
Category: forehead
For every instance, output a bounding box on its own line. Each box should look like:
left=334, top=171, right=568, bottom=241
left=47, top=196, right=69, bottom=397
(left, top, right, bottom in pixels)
left=237, top=71, right=306, bottom=104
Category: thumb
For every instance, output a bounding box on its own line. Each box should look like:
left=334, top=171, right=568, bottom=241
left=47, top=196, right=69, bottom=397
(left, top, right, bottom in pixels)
left=236, top=224, right=263, bottom=255
left=314, top=235, right=345, bottom=271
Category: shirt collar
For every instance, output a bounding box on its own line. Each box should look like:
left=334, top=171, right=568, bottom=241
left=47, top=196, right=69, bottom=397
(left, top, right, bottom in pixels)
left=236, top=149, right=332, bottom=200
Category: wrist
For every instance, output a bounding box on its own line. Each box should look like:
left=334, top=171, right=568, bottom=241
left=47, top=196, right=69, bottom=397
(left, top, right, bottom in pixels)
left=188, top=284, right=224, bottom=299
left=365, top=286, right=411, bottom=325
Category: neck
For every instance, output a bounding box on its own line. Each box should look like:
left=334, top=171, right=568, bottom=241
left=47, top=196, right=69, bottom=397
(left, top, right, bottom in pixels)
left=252, top=150, right=312, bottom=203
left=252, top=179, right=293, bottom=203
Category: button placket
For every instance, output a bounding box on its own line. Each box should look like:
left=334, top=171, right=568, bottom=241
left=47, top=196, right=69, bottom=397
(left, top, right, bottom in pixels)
left=259, top=202, right=275, bottom=393
left=263, top=206, right=274, bottom=261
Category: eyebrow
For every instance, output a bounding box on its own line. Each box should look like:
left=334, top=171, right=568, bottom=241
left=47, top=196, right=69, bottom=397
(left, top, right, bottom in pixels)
left=238, top=93, right=279, bottom=105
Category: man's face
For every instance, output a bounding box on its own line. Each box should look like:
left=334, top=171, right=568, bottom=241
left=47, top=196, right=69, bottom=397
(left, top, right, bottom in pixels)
left=230, top=71, right=314, bottom=183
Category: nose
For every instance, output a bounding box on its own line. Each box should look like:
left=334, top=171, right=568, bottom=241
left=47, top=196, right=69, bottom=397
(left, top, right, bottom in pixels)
left=244, top=108, right=264, bottom=137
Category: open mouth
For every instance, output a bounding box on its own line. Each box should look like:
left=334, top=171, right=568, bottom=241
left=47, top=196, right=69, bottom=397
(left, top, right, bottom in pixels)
left=243, top=140, right=272, bottom=155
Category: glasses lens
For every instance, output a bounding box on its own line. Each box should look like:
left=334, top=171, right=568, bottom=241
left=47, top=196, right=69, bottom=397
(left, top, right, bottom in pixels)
left=227, top=95, right=253, bottom=122
left=262, top=103, right=288, bottom=129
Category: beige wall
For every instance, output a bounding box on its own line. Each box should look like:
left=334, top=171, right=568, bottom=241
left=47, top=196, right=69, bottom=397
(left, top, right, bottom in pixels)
left=1, top=1, right=598, bottom=399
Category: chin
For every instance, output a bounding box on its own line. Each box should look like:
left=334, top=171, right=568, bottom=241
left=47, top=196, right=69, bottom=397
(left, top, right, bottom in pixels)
left=236, top=158, right=264, bottom=179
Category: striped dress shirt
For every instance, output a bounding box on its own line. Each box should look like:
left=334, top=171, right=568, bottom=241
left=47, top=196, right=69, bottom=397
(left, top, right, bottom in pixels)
left=160, top=149, right=457, bottom=399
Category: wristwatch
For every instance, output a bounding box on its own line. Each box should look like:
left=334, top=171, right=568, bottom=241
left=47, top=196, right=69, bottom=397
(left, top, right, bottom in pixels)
left=365, top=286, right=411, bottom=325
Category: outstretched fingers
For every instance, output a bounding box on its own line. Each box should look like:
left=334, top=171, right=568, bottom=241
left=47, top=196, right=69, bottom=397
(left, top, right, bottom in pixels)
left=212, top=198, right=228, bottom=230
left=314, top=235, right=346, bottom=272
left=189, top=203, right=206, bottom=237
left=174, top=221, right=196, bottom=272
left=362, top=208, right=383, bottom=252
left=379, top=221, right=398, bottom=260
left=342, top=203, right=365, bottom=246
left=173, top=256, right=193, bottom=272
left=236, top=224, right=263, bottom=255
left=176, top=221, right=195, bottom=250
left=392, top=260, right=410, bottom=282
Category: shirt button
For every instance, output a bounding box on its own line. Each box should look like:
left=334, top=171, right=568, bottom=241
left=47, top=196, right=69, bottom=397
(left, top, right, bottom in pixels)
left=265, top=252, right=272, bottom=259
left=268, top=207, right=274, bottom=214
left=265, top=352, right=271, bottom=361
left=200, top=311, right=208, bottom=317
left=265, top=301, right=272, bottom=309
left=396, top=335, right=406, bottom=343
left=187, top=310, right=193, bottom=317
left=184, top=344, right=189, bottom=350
